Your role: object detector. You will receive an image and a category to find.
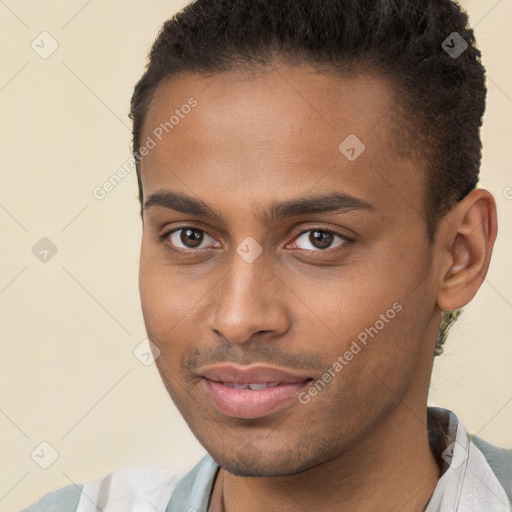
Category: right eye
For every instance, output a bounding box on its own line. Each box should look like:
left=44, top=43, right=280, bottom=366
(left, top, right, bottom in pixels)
left=161, top=227, right=221, bottom=250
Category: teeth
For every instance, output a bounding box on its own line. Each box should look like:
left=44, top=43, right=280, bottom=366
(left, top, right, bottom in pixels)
left=248, top=383, right=268, bottom=390
left=223, top=382, right=280, bottom=390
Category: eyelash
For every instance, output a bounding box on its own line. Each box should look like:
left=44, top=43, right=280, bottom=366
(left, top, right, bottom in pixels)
left=159, top=226, right=353, bottom=253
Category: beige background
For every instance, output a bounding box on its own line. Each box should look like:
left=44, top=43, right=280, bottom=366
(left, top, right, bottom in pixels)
left=0, top=0, right=511, bottom=510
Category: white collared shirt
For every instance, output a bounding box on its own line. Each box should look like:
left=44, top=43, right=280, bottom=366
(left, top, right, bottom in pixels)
left=426, top=414, right=510, bottom=511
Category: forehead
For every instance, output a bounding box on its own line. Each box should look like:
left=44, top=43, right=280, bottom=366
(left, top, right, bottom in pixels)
left=140, top=65, right=424, bottom=223
left=145, top=65, right=396, bottom=149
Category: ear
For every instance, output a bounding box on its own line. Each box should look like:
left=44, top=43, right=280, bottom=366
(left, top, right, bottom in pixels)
left=436, top=189, right=498, bottom=311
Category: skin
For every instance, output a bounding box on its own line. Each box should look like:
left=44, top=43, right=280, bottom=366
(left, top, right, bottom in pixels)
left=138, top=64, right=497, bottom=512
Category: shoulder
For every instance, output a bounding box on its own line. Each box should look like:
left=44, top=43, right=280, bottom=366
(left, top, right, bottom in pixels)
left=20, top=466, right=183, bottom=512
left=20, top=483, right=83, bottom=512
left=471, top=434, right=512, bottom=503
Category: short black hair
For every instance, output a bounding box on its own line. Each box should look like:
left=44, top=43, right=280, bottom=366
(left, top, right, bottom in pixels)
left=130, top=0, right=486, bottom=355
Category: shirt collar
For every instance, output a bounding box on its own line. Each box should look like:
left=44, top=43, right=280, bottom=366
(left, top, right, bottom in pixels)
left=425, top=407, right=510, bottom=511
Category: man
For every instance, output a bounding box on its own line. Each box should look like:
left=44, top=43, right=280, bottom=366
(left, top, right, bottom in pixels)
left=22, top=0, right=512, bottom=511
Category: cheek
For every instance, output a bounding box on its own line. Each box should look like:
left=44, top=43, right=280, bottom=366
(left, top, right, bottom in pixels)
left=316, top=258, right=434, bottom=394
left=339, top=237, right=432, bottom=324
left=310, top=309, right=425, bottom=426
left=139, top=266, right=192, bottom=378
left=349, top=281, right=434, bottom=393
left=139, top=244, right=185, bottom=337
left=138, top=241, right=215, bottom=354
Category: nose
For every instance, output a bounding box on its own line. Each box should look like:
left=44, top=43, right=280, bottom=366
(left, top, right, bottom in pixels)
left=207, top=251, right=290, bottom=344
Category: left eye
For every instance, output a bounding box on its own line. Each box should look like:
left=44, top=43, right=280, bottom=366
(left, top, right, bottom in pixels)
left=291, top=230, right=348, bottom=251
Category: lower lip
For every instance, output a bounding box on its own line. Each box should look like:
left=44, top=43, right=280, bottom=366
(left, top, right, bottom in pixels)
left=203, top=379, right=310, bottom=419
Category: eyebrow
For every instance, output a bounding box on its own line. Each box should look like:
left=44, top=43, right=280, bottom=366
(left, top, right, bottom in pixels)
left=143, top=189, right=376, bottom=221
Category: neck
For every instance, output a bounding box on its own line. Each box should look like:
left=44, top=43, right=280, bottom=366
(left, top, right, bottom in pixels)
left=214, top=403, right=440, bottom=512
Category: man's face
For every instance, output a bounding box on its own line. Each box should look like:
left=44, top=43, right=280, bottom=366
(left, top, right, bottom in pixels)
left=139, top=65, right=442, bottom=476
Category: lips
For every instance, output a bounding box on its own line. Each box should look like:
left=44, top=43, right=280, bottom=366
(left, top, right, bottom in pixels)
left=199, top=364, right=310, bottom=384
left=199, top=364, right=312, bottom=419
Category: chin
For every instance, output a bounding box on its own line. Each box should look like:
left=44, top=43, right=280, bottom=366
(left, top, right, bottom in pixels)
left=218, top=460, right=312, bottom=478
left=208, top=445, right=326, bottom=478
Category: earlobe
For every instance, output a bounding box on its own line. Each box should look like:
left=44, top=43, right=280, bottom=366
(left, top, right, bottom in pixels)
left=436, top=189, right=497, bottom=312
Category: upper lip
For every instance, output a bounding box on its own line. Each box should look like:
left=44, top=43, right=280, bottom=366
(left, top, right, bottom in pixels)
left=198, top=364, right=312, bottom=384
